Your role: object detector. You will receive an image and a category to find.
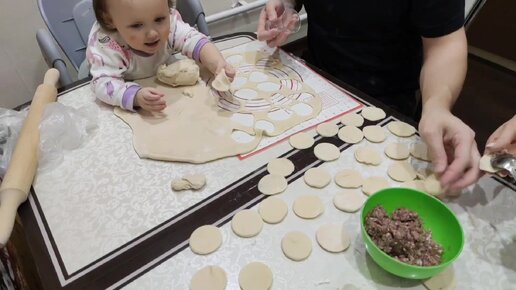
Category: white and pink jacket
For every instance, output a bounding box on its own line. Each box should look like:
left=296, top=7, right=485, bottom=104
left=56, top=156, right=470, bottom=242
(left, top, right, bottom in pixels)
left=86, top=9, right=209, bottom=111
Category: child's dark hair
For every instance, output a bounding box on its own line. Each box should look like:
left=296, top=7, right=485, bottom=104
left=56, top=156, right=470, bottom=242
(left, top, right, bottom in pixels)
left=93, top=0, right=176, bottom=31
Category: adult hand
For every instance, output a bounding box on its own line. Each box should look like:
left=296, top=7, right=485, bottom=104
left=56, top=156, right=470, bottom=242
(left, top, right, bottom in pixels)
left=485, top=114, right=516, bottom=155
left=419, top=108, right=481, bottom=193
left=257, top=0, right=292, bottom=47
left=135, top=87, right=166, bottom=112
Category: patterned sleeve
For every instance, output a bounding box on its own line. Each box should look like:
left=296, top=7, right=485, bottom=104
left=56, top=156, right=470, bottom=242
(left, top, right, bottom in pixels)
left=86, top=23, right=140, bottom=111
left=168, top=9, right=210, bottom=62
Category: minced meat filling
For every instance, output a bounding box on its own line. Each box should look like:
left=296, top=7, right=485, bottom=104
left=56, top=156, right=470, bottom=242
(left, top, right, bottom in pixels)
left=365, top=205, right=443, bottom=266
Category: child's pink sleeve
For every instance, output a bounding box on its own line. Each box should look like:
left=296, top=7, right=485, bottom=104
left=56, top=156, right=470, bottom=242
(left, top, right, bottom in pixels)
left=168, top=9, right=210, bottom=62
left=87, top=23, right=140, bottom=111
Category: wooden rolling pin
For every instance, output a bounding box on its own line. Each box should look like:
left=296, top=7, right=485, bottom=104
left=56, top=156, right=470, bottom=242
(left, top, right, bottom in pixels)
left=0, top=68, right=59, bottom=247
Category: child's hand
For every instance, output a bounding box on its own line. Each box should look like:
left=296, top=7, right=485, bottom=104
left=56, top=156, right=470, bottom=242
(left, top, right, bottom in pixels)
left=135, top=88, right=166, bottom=112
left=216, top=62, right=236, bottom=82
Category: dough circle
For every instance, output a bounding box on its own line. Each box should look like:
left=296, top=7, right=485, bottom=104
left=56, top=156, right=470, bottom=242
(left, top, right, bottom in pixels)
left=293, top=195, right=324, bottom=219
left=316, top=122, right=339, bottom=137
left=211, top=71, right=231, bottom=92
left=361, top=107, right=386, bottom=121
left=258, top=196, right=288, bottom=224
left=338, top=126, right=364, bottom=144
left=384, top=143, right=410, bottom=160
left=258, top=174, right=288, bottom=195
left=411, top=143, right=431, bottom=161
left=238, top=262, right=273, bottom=290
left=333, top=190, right=366, bottom=212
left=340, top=113, right=364, bottom=127
left=289, top=132, right=315, bottom=149
left=423, top=173, right=442, bottom=196
left=267, top=158, right=295, bottom=176
left=334, top=169, right=363, bottom=188
left=387, top=162, right=417, bottom=182
left=362, top=176, right=390, bottom=196
left=191, top=265, right=227, bottom=290
left=316, top=223, right=351, bottom=253
left=304, top=167, right=332, bottom=188
left=355, top=147, right=382, bottom=166
left=281, top=231, right=312, bottom=261
left=189, top=225, right=222, bottom=255
left=387, top=121, right=416, bottom=137
left=231, top=210, right=264, bottom=238
left=363, top=125, right=386, bottom=143
left=479, top=154, right=497, bottom=173
left=314, top=143, right=341, bottom=161
left=423, top=267, right=456, bottom=290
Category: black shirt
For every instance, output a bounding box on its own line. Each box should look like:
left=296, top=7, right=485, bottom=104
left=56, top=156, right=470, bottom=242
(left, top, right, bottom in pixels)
left=297, top=0, right=464, bottom=116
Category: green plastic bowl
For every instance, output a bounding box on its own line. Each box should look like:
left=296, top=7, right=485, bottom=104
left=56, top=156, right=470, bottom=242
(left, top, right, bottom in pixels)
left=360, top=187, right=464, bottom=279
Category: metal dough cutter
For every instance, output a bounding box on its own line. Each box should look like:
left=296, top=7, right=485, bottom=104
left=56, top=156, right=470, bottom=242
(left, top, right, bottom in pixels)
left=491, top=153, right=516, bottom=180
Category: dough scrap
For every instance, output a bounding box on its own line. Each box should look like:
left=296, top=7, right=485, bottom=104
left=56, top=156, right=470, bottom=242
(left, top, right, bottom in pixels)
left=157, top=59, right=199, bottom=87
left=333, top=190, right=366, bottom=212
left=189, top=225, right=222, bottom=255
left=363, top=125, right=386, bottom=143
left=231, top=210, right=263, bottom=238
left=316, top=223, right=351, bottom=253
left=211, top=71, right=232, bottom=92
left=182, top=88, right=194, bottom=97
left=314, top=143, right=341, bottom=161
left=289, top=132, right=315, bottom=149
left=281, top=231, right=312, bottom=261
left=355, top=147, right=382, bottom=166
left=361, top=106, right=386, bottom=121
left=338, top=126, right=364, bottom=144
left=258, top=196, right=288, bottom=224
left=293, top=195, right=324, bottom=219
left=387, top=121, right=416, bottom=137
left=340, top=113, right=364, bottom=127
left=317, top=122, right=339, bottom=137
left=479, top=154, right=497, bottom=173
left=267, top=158, right=295, bottom=176
left=411, top=143, right=431, bottom=161
left=384, top=143, right=410, bottom=160
left=171, top=174, right=206, bottom=191
left=239, top=262, right=273, bottom=290
left=423, top=173, right=442, bottom=196
left=362, top=176, right=390, bottom=196
left=304, top=167, right=332, bottom=188
left=387, top=162, right=417, bottom=182
left=258, top=174, right=288, bottom=195
left=191, top=265, right=227, bottom=290
left=334, top=169, right=363, bottom=188
left=423, top=266, right=456, bottom=290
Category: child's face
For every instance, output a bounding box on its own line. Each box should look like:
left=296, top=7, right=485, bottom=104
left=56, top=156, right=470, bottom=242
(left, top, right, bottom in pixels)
left=105, top=0, right=170, bottom=54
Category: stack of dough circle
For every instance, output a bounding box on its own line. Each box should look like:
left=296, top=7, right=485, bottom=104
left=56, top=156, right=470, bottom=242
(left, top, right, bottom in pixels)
left=281, top=231, right=312, bottom=261
left=411, top=143, right=431, bottom=161
left=231, top=210, right=264, bottom=238
left=258, top=174, right=288, bottom=195
left=189, top=225, right=223, bottom=255
left=361, top=107, right=386, bottom=121
left=338, top=126, right=364, bottom=144
left=362, top=176, right=390, bottom=196
left=316, top=122, right=339, bottom=137
left=424, top=173, right=442, bottom=196
left=304, top=167, right=332, bottom=188
left=314, top=143, right=341, bottom=161
left=267, top=158, right=295, bottom=176
left=258, top=196, right=288, bottom=224
left=333, top=190, right=366, bottom=212
left=387, top=161, right=417, bottom=182
left=340, top=113, right=364, bottom=127
left=387, top=121, right=416, bottom=137
left=334, top=169, right=363, bottom=188
left=316, top=223, right=351, bottom=253
left=384, top=143, right=410, bottom=160
left=238, top=262, right=273, bottom=290
left=293, top=195, right=324, bottom=219
left=355, top=147, right=382, bottom=166
left=289, top=132, right=315, bottom=149
left=191, top=265, right=227, bottom=290
left=363, top=125, right=386, bottom=143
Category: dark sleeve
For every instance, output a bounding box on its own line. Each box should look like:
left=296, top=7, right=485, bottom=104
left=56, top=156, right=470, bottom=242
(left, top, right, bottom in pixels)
left=294, top=0, right=303, bottom=12
left=411, top=0, right=465, bottom=38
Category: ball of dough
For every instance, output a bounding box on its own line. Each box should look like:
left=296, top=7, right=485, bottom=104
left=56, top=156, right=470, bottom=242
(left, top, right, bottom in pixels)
left=340, top=113, right=364, bottom=127
left=281, top=231, right=312, bottom=261
left=289, top=132, right=315, bottom=149
left=157, top=59, right=199, bottom=87
left=231, top=210, right=264, bottom=238
left=317, top=122, right=339, bottom=137
left=387, top=121, right=416, bottom=137
left=363, top=125, right=386, bottom=143
left=314, top=143, right=341, bottom=161
left=304, top=167, right=332, bottom=188
left=334, top=169, right=363, bottom=188
left=333, top=190, right=366, bottom=212
left=338, top=126, right=364, bottom=144
left=361, top=106, right=386, bottom=121
left=258, top=196, right=288, bottom=224
left=293, top=195, right=324, bottom=219
left=258, top=174, right=288, bottom=195
left=189, top=225, right=222, bottom=255
left=316, top=223, right=351, bottom=253
left=238, top=262, right=273, bottom=290
left=362, top=176, right=390, bottom=196
left=267, top=158, right=295, bottom=176
left=191, top=265, right=227, bottom=290
left=384, top=143, right=410, bottom=160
